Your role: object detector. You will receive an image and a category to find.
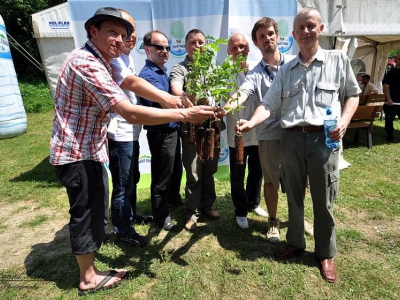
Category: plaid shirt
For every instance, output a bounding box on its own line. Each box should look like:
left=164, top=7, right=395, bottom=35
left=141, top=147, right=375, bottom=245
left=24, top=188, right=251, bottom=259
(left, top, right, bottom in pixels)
left=50, top=40, right=128, bottom=165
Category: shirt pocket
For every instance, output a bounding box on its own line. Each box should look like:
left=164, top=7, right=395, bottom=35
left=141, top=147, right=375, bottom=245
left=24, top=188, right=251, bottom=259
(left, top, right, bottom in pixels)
left=282, top=83, right=302, bottom=111
left=315, top=82, right=338, bottom=108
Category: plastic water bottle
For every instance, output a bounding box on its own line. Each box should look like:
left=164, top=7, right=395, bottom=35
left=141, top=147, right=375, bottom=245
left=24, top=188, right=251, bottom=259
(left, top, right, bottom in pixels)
left=324, top=106, right=339, bottom=148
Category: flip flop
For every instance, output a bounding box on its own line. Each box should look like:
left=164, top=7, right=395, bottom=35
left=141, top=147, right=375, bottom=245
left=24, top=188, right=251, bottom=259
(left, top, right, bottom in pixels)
left=77, top=270, right=124, bottom=296
left=112, top=270, right=130, bottom=281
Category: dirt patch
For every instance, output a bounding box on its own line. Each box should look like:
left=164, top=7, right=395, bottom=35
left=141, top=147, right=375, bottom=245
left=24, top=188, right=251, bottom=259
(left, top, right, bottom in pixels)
left=336, top=205, right=400, bottom=240
left=0, top=201, right=70, bottom=270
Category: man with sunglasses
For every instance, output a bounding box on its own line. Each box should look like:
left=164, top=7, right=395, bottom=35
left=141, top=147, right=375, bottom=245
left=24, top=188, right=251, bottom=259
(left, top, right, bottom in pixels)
left=138, top=30, right=185, bottom=231
left=109, top=11, right=193, bottom=241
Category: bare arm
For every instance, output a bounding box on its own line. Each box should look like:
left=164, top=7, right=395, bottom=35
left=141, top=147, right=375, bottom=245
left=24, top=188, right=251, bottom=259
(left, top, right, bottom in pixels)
left=170, top=81, right=194, bottom=107
left=383, top=83, right=393, bottom=105
left=170, top=81, right=184, bottom=96
left=120, top=74, right=182, bottom=108
left=331, top=95, right=359, bottom=140
left=111, top=100, right=212, bottom=125
left=237, top=103, right=272, bottom=133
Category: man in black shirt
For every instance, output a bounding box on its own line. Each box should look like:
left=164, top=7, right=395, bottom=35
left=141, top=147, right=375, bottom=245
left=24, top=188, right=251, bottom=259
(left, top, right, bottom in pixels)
left=382, top=54, right=400, bottom=143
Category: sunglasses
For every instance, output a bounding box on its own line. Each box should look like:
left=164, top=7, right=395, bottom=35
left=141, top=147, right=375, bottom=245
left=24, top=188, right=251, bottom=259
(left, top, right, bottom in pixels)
left=147, top=44, right=171, bottom=52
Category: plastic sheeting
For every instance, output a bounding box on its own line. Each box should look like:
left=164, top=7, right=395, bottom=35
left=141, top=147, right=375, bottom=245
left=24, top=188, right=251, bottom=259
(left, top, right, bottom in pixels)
left=0, top=14, right=27, bottom=139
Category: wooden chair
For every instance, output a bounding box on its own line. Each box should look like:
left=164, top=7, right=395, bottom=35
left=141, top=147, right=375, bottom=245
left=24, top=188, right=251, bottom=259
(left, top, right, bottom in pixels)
left=358, top=95, right=368, bottom=105
left=365, top=93, right=386, bottom=106
left=347, top=100, right=384, bottom=148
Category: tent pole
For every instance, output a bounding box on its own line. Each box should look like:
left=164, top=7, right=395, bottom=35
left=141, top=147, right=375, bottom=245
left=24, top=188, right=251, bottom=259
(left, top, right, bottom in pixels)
left=371, top=45, right=377, bottom=82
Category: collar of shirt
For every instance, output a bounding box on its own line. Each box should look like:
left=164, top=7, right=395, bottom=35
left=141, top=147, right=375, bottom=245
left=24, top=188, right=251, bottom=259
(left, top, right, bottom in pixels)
left=144, top=59, right=168, bottom=74
left=291, top=46, right=326, bottom=69
left=120, top=53, right=136, bottom=74
left=260, top=55, right=285, bottom=70
left=261, top=55, right=285, bottom=82
left=85, top=40, right=113, bottom=74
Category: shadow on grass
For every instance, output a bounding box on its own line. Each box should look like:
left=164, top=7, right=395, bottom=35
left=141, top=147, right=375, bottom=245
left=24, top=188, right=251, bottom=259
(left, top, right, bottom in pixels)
left=23, top=224, right=76, bottom=290
left=11, top=155, right=60, bottom=186
left=22, top=222, right=174, bottom=293
left=169, top=194, right=318, bottom=272
left=19, top=195, right=322, bottom=295
left=344, top=121, right=394, bottom=149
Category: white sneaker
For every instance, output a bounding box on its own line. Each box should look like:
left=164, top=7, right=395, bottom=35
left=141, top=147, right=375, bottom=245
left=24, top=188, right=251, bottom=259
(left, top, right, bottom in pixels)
left=267, top=218, right=280, bottom=243
left=236, top=216, right=249, bottom=229
left=252, top=206, right=268, bottom=218
left=304, top=218, right=314, bottom=236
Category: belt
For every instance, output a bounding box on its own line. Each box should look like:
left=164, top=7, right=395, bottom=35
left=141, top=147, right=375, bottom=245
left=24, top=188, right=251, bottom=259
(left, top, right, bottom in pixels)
left=147, top=127, right=177, bottom=134
left=286, top=126, right=324, bottom=133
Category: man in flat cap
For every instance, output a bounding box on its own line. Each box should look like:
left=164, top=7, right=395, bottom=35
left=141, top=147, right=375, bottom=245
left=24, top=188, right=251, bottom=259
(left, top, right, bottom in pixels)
left=50, top=7, right=215, bottom=296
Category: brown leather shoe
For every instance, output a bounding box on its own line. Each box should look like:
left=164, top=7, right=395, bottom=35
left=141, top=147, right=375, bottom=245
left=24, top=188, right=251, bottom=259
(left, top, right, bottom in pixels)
left=202, top=209, right=221, bottom=220
left=275, top=243, right=304, bottom=259
left=320, top=259, right=338, bottom=283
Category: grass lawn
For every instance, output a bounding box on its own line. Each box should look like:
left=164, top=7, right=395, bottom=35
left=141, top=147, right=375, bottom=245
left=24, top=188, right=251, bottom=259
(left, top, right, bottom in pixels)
left=0, top=85, right=399, bottom=299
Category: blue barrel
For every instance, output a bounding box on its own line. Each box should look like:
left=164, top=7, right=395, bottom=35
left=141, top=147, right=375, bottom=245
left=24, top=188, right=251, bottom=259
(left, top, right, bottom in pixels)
left=0, top=14, right=27, bottom=139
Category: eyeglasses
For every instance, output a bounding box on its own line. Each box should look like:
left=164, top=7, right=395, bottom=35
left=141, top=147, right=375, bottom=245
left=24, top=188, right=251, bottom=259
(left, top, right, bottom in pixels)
left=146, top=44, right=171, bottom=52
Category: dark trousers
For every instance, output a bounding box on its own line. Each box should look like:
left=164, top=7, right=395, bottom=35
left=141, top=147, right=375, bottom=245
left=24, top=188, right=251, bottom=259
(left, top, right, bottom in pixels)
left=383, top=104, right=400, bottom=139
left=229, top=145, right=262, bottom=217
left=108, top=139, right=138, bottom=237
left=147, top=128, right=182, bottom=226
left=181, top=127, right=219, bottom=221
left=55, top=161, right=108, bottom=255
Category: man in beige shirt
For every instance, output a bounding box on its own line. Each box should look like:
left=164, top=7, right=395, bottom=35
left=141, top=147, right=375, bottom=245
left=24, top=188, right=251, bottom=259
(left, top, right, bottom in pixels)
left=238, top=8, right=360, bottom=283
left=361, top=74, right=377, bottom=95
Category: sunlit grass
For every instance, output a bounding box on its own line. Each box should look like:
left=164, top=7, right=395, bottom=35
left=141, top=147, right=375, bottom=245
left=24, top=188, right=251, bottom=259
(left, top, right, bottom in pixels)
left=0, top=82, right=399, bottom=299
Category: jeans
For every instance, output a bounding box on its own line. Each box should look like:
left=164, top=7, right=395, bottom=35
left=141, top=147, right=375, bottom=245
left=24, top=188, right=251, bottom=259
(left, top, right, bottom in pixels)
left=108, top=139, right=137, bottom=237
left=146, top=128, right=181, bottom=226
left=229, top=145, right=262, bottom=217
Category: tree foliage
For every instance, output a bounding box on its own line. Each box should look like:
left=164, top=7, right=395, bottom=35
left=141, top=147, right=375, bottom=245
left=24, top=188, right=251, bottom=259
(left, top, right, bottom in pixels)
left=0, top=0, right=67, bottom=80
left=389, top=49, right=400, bottom=57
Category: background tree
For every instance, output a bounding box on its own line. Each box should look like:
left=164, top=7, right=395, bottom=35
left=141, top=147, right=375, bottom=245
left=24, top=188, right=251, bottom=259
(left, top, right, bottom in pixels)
left=389, top=49, right=400, bottom=57
left=0, top=0, right=67, bottom=81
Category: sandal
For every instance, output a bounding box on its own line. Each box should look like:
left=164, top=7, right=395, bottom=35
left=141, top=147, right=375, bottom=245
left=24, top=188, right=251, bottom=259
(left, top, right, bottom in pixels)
left=77, top=270, right=125, bottom=296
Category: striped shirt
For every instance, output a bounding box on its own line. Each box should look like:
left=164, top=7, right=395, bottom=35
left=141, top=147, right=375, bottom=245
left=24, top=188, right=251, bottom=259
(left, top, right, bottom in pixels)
left=50, top=40, right=128, bottom=165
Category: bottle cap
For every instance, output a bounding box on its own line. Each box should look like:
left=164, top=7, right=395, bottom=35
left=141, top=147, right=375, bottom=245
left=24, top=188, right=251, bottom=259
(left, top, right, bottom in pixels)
left=326, top=106, right=332, bottom=115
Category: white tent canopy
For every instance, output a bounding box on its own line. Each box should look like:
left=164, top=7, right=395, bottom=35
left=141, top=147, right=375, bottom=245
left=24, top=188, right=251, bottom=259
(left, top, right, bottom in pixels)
left=33, top=1, right=400, bottom=97
left=32, top=3, right=74, bottom=99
